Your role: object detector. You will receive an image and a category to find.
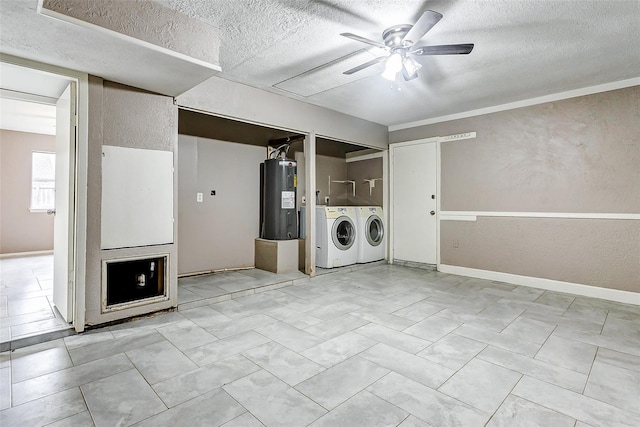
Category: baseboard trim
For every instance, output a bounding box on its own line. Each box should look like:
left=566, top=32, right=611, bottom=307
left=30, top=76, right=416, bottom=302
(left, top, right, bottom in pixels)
left=393, top=259, right=437, bottom=271
left=438, top=264, right=640, bottom=306
left=0, top=250, right=54, bottom=259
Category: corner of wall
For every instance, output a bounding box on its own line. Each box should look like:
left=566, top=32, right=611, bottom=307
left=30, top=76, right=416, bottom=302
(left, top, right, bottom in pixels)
left=85, top=78, right=180, bottom=326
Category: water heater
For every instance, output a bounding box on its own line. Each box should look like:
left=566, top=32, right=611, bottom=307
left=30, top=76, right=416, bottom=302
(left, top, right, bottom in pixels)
left=261, top=158, right=297, bottom=240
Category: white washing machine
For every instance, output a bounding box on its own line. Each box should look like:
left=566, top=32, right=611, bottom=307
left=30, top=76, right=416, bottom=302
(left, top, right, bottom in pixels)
left=355, top=206, right=385, bottom=263
left=316, top=206, right=358, bottom=268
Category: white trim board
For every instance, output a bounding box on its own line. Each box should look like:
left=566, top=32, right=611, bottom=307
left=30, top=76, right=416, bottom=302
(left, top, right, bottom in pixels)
left=390, top=78, right=640, bottom=131
left=0, top=89, right=58, bottom=105
left=440, top=214, right=477, bottom=222
left=389, top=136, right=439, bottom=148
left=439, top=211, right=640, bottom=221
left=440, top=132, right=476, bottom=142
left=0, top=250, right=54, bottom=259
left=345, top=151, right=384, bottom=163
left=439, top=264, right=640, bottom=306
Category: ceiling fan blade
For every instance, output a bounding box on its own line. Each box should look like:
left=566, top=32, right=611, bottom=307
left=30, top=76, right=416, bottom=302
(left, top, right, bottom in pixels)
left=343, top=56, right=388, bottom=75
left=402, top=10, right=443, bottom=45
left=411, top=44, right=475, bottom=55
left=340, top=32, right=387, bottom=49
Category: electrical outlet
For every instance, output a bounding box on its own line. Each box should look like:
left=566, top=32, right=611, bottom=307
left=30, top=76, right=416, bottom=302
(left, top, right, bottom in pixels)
left=196, top=193, right=203, bottom=203
left=301, top=196, right=306, bottom=204
left=453, top=239, right=459, bottom=248
left=325, top=196, right=330, bottom=204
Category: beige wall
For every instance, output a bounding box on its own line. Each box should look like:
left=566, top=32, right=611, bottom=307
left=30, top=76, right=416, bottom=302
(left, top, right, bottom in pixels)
left=0, top=130, right=55, bottom=254
left=317, top=155, right=347, bottom=206
left=177, top=134, right=265, bottom=274
left=297, top=154, right=384, bottom=207
left=347, top=157, right=383, bottom=206
left=390, top=86, right=640, bottom=293
left=441, top=218, right=640, bottom=292
left=85, top=78, right=178, bottom=325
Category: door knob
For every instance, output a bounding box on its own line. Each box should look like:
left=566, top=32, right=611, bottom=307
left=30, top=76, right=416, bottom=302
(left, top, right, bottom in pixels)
left=47, top=209, right=56, bottom=216
left=430, top=210, right=435, bottom=216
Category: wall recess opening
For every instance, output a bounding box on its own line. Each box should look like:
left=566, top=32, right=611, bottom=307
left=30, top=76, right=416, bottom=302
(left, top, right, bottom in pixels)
left=102, top=255, right=168, bottom=312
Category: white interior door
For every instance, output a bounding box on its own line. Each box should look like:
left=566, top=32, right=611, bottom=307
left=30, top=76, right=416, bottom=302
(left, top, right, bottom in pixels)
left=53, top=83, right=76, bottom=322
left=391, top=141, right=437, bottom=264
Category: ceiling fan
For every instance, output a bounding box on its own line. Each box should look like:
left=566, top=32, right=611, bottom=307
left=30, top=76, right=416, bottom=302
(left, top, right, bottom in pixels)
left=341, top=10, right=474, bottom=81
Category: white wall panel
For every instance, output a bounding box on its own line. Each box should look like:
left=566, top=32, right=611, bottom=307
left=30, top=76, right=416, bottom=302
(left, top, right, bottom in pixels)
left=101, top=145, right=173, bottom=249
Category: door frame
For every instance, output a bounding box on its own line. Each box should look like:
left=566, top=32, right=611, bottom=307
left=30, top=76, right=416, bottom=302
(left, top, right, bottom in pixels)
left=1, top=54, right=89, bottom=332
left=389, top=137, right=441, bottom=268
left=53, top=82, right=76, bottom=322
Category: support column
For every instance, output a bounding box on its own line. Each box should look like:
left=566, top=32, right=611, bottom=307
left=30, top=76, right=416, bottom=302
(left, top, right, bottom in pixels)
left=304, top=132, right=316, bottom=276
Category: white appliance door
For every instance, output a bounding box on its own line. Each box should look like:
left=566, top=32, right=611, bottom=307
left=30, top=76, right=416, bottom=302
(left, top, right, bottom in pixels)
left=332, top=216, right=356, bottom=250
left=366, top=216, right=384, bottom=246
left=392, top=142, right=437, bottom=264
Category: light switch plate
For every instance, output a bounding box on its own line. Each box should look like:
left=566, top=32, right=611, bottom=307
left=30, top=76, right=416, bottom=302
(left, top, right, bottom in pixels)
left=196, top=192, right=203, bottom=202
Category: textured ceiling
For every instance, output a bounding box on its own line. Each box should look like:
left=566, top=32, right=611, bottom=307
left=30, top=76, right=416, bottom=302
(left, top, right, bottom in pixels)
left=0, top=0, right=219, bottom=96
left=2, top=0, right=639, bottom=127
left=156, top=0, right=640, bottom=126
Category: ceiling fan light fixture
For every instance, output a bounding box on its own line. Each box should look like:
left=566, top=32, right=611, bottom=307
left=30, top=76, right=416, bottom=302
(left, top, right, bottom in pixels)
left=340, top=10, right=473, bottom=82
left=402, top=56, right=422, bottom=79
left=382, top=52, right=403, bottom=80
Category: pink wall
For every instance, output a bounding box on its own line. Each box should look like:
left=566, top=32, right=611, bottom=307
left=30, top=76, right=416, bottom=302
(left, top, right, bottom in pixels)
left=0, top=129, right=55, bottom=254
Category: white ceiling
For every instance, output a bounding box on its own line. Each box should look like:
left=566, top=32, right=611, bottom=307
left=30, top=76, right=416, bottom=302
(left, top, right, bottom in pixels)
left=0, top=98, right=56, bottom=135
left=0, top=62, right=72, bottom=135
left=1, top=0, right=639, bottom=128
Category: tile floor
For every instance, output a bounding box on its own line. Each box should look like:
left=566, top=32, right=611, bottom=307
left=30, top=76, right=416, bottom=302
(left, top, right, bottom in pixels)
left=0, top=255, right=72, bottom=350
left=177, top=268, right=310, bottom=310
left=1, top=264, right=639, bottom=426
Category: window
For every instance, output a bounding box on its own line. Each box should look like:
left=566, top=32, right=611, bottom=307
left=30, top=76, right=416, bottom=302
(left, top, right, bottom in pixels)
left=30, top=151, right=56, bottom=211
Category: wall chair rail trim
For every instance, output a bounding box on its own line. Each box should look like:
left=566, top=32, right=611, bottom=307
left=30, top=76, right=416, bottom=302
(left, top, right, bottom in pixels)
left=439, top=211, right=640, bottom=221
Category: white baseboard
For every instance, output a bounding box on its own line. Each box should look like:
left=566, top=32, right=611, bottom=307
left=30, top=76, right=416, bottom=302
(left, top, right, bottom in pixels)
left=438, top=264, right=640, bottom=306
left=0, top=250, right=54, bottom=259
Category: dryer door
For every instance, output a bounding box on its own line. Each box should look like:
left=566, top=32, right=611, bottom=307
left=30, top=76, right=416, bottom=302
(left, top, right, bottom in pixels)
left=365, top=215, right=384, bottom=247
left=332, top=216, right=356, bottom=250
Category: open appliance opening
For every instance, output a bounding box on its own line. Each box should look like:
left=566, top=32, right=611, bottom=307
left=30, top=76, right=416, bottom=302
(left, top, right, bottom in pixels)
left=103, top=255, right=168, bottom=311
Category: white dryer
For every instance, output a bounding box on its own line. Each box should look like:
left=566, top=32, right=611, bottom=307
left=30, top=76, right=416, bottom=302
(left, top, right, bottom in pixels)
left=316, top=206, right=358, bottom=268
left=355, top=206, right=385, bottom=263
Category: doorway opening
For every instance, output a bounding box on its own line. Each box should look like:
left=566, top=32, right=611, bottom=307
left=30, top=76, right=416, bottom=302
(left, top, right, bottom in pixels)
left=0, top=61, right=79, bottom=348
left=389, top=137, right=439, bottom=268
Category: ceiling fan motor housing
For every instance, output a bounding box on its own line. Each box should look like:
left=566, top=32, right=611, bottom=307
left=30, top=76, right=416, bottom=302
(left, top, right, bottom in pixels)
left=382, top=24, right=413, bottom=47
